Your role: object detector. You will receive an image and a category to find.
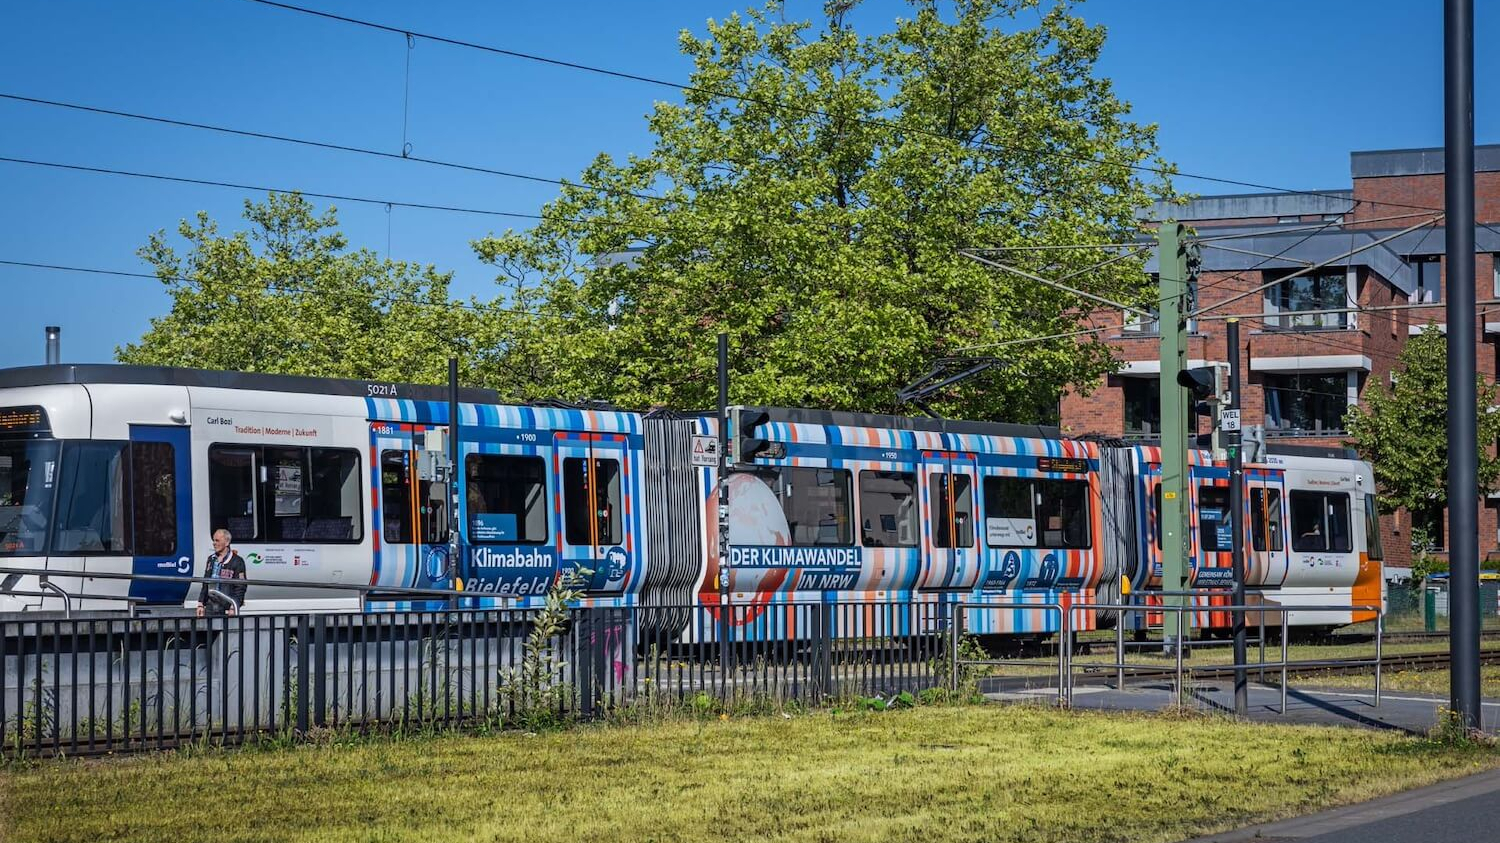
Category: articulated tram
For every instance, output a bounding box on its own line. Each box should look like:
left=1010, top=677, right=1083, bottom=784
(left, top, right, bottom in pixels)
left=0, top=364, right=1381, bottom=640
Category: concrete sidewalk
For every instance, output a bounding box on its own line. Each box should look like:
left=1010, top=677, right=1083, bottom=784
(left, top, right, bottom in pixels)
left=985, top=679, right=1500, bottom=733
left=1180, top=767, right=1500, bottom=842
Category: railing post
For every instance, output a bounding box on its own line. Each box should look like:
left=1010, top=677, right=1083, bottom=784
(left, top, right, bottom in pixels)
left=312, top=613, right=328, bottom=727
left=1375, top=605, right=1384, bottom=706
left=1174, top=604, right=1185, bottom=708
left=1280, top=611, right=1289, bottom=715
left=1115, top=606, right=1125, bottom=690
left=1058, top=605, right=1070, bottom=708
left=295, top=614, right=310, bottom=735
left=949, top=601, right=965, bottom=693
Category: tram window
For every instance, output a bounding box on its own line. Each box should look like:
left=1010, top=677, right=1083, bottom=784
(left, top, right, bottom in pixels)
left=983, top=476, right=1035, bottom=547
left=209, top=444, right=364, bottom=544
left=129, top=442, right=177, bottom=556
left=563, top=457, right=623, bottom=547
left=1364, top=494, right=1384, bottom=561
left=1153, top=484, right=1163, bottom=550
left=1197, top=487, right=1231, bottom=553
left=304, top=449, right=362, bottom=542
left=1038, top=480, right=1091, bottom=549
left=381, top=451, right=413, bottom=544
left=1290, top=490, right=1352, bottom=553
left=265, top=447, right=306, bottom=540
left=466, top=454, right=548, bottom=544
left=380, top=450, right=449, bottom=545
left=859, top=470, right=917, bottom=548
left=930, top=473, right=974, bottom=549
left=1327, top=494, right=1352, bottom=552
left=736, top=466, right=852, bottom=546
left=209, top=447, right=258, bottom=541
left=52, top=441, right=131, bottom=554
left=1251, top=488, right=1283, bottom=552
left=0, top=439, right=58, bottom=555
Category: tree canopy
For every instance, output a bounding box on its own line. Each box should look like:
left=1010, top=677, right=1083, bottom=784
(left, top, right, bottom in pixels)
left=1344, top=324, right=1500, bottom=516
left=118, top=193, right=490, bottom=384
left=472, top=0, right=1171, bottom=419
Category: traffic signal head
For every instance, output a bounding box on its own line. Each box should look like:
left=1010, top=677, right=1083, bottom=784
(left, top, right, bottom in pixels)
left=1177, top=366, right=1217, bottom=400
left=731, top=407, right=773, bottom=464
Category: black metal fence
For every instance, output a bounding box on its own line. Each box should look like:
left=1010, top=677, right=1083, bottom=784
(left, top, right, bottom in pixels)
left=1, top=600, right=960, bottom=759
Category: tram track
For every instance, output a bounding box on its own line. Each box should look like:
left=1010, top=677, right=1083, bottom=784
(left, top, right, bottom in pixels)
left=1067, top=648, right=1500, bottom=685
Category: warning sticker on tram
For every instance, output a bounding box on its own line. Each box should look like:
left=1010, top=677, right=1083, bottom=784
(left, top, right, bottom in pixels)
left=691, top=435, right=720, bottom=467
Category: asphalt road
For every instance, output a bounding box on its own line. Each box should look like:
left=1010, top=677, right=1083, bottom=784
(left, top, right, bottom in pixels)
left=1183, top=768, right=1500, bottom=843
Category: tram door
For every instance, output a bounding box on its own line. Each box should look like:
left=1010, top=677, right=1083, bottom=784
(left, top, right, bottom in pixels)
left=371, top=422, right=452, bottom=591
left=1245, top=469, right=1289, bottom=588
left=552, top=431, right=633, bottom=593
left=917, top=451, right=978, bottom=590
left=127, top=424, right=194, bottom=604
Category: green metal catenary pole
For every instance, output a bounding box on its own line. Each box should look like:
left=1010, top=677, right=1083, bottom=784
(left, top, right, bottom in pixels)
left=1158, top=222, right=1192, bottom=654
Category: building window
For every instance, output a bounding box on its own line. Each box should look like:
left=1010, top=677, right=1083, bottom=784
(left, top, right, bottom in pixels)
left=1277, top=215, right=1300, bottom=224
left=1266, top=269, right=1350, bottom=329
left=1493, top=254, right=1500, bottom=298
left=1411, top=500, right=1444, bottom=552
left=1123, top=377, right=1160, bottom=439
left=1409, top=257, right=1441, bottom=305
left=1263, top=372, right=1351, bottom=436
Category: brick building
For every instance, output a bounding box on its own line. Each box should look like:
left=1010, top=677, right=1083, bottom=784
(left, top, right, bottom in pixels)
left=1058, top=144, right=1500, bottom=572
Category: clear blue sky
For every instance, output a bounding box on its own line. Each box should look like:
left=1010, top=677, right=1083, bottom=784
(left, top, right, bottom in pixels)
left=1, top=0, right=1494, bottom=368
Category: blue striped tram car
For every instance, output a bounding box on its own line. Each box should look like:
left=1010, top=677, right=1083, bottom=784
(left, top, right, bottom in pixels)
left=673, top=408, right=1109, bottom=646
left=1103, top=442, right=1383, bottom=637
left=0, top=364, right=658, bottom=619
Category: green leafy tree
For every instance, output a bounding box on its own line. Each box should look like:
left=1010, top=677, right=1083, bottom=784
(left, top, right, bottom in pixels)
left=1344, top=324, right=1500, bottom=517
left=119, top=192, right=489, bottom=383
left=473, top=0, right=1171, bottom=419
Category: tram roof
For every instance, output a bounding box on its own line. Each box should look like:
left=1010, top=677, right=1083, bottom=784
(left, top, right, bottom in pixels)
left=0, top=364, right=505, bottom=405
left=733, top=406, right=1063, bottom=441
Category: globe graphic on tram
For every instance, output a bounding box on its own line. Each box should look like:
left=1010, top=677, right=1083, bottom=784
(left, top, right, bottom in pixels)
left=721, top=472, right=791, bottom=592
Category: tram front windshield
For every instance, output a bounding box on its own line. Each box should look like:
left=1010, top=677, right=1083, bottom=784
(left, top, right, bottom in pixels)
left=0, top=439, right=58, bottom=555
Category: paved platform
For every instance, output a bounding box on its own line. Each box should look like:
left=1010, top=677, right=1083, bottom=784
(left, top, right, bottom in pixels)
left=1180, top=767, right=1500, bottom=842
left=985, top=679, right=1500, bottom=733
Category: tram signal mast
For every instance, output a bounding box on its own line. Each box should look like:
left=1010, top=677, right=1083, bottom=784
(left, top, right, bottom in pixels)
left=1158, top=222, right=1200, bottom=654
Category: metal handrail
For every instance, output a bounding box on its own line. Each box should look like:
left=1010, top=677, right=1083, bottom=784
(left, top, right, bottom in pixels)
left=0, top=565, right=509, bottom=609
left=1070, top=601, right=1384, bottom=714
left=952, top=600, right=1070, bottom=706
left=205, top=587, right=241, bottom=615
left=37, top=580, right=72, bottom=618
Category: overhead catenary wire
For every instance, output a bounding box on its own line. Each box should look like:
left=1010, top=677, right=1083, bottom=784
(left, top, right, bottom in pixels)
left=0, top=92, right=672, bottom=206
left=239, top=0, right=1457, bottom=216
left=0, top=258, right=574, bottom=322
left=0, top=155, right=575, bottom=222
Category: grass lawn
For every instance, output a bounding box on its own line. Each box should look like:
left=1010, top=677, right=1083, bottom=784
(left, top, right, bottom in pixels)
left=1306, top=665, right=1500, bottom=698
left=2, top=706, right=1497, bottom=843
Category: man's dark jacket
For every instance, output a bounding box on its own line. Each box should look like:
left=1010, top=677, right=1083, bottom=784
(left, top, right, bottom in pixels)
left=199, top=551, right=247, bottom=614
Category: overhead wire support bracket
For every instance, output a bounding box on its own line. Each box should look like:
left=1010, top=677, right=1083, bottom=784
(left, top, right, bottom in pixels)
left=960, top=250, right=1156, bottom=320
